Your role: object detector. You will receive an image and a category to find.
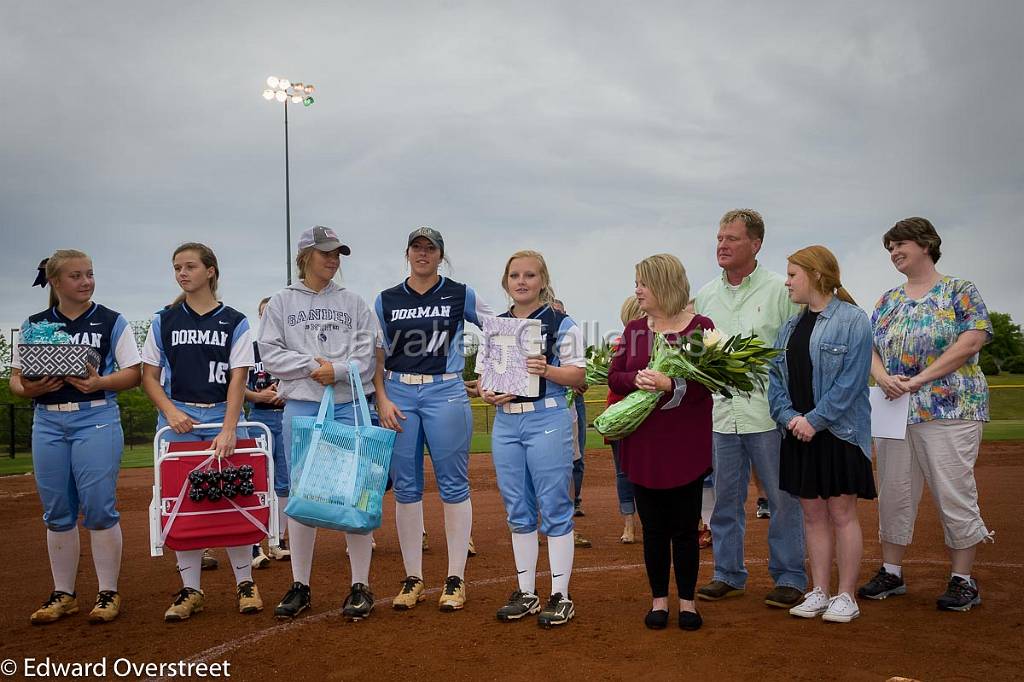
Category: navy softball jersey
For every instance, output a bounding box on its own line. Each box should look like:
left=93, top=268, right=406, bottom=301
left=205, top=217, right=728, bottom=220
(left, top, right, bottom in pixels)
left=247, top=341, right=280, bottom=410
left=15, top=303, right=141, bottom=405
left=375, top=277, right=493, bottom=374
left=141, top=302, right=254, bottom=403
left=499, top=305, right=586, bottom=401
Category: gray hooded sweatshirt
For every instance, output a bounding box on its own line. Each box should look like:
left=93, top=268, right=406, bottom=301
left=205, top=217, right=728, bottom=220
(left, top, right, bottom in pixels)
left=257, top=280, right=380, bottom=404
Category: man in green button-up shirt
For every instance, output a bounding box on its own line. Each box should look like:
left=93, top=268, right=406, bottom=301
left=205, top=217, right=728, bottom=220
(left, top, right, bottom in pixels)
left=693, top=209, right=807, bottom=608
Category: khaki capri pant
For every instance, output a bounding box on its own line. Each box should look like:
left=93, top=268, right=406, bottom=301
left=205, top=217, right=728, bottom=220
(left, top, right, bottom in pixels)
left=875, top=419, right=991, bottom=550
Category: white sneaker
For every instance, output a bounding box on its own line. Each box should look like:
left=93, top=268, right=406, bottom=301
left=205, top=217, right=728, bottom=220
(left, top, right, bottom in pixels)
left=252, top=546, right=271, bottom=570
left=822, top=593, right=860, bottom=623
left=789, top=586, right=830, bottom=618
left=268, top=543, right=291, bottom=561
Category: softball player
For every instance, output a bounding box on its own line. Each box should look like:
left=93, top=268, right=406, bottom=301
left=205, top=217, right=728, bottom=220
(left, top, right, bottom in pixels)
left=372, top=227, right=492, bottom=612
left=140, top=242, right=259, bottom=621
left=481, top=250, right=586, bottom=628
left=246, top=296, right=289, bottom=568
left=258, top=226, right=381, bottom=622
left=11, top=250, right=142, bottom=625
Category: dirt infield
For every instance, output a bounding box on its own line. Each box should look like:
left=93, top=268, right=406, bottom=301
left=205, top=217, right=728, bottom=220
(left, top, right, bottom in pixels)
left=1, top=443, right=1022, bottom=681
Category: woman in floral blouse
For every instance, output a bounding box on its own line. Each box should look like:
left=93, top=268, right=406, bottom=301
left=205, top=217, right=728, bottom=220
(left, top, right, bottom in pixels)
left=858, top=217, right=993, bottom=612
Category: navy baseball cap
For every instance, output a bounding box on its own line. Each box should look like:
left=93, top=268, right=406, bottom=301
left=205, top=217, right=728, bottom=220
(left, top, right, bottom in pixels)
left=407, top=226, right=444, bottom=254
left=297, top=225, right=351, bottom=255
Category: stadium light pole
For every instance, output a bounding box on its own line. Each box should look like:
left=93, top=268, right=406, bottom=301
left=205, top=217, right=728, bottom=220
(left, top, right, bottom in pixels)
left=262, top=76, right=316, bottom=285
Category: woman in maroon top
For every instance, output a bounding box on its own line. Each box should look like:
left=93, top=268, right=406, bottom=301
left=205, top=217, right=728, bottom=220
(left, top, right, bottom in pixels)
left=608, top=254, right=714, bottom=631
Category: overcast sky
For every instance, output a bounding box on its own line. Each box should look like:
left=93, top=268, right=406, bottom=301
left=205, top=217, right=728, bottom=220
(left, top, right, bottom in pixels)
left=3, top=1, right=1022, bottom=347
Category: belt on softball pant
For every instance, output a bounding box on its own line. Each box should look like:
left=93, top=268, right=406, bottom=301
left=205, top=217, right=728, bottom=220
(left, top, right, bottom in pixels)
left=385, top=371, right=460, bottom=385
left=500, top=397, right=561, bottom=414
left=41, top=399, right=110, bottom=412
left=183, top=401, right=218, bottom=408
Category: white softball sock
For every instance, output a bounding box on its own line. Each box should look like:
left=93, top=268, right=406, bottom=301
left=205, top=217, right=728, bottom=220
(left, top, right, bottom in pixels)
left=346, top=532, right=373, bottom=585
left=175, top=550, right=203, bottom=591
left=547, top=532, right=575, bottom=597
left=443, top=499, right=472, bottom=579
left=276, top=497, right=288, bottom=543
left=46, top=528, right=80, bottom=595
left=89, top=524, right=122, bottom=592
left=510, top=530, right=539, bottom=594
left=701, top=486, right=716, bottom=527
left=395, top=501, right=424, bottom=579
left=287, top=517, right=318, bottom=585
left=226, top=545, right=254, bottom=584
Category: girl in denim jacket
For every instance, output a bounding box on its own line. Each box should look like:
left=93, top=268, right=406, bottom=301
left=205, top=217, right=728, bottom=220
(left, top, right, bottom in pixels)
left=768, top=245, right=875, bottom=624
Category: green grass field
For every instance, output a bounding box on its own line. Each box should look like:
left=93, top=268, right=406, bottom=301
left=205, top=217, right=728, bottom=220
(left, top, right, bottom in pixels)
left=3, top=380, right=1022, bottom=477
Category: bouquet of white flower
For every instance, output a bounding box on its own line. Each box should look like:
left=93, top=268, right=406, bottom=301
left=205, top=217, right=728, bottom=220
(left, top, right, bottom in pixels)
left=593, top=329, right=781, bottom=441
left=584, top=344, right=613, bottom=386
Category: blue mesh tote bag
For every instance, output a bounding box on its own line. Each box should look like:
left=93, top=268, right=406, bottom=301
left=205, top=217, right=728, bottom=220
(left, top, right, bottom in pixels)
left=285, top=361, right=395, bottom=532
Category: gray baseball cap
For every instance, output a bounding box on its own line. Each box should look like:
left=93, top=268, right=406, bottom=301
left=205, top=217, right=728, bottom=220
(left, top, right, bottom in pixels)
left=407, top=226, right=444, bottom=254
left=297, top=225, right=351, bottom=255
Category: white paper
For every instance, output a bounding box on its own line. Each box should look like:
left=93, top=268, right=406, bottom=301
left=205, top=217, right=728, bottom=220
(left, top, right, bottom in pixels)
left=869, top=387, right=910, bottom=440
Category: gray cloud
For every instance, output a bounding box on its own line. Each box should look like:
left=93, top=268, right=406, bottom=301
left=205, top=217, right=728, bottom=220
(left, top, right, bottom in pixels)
left=2, top=1, right=1021, bottom=345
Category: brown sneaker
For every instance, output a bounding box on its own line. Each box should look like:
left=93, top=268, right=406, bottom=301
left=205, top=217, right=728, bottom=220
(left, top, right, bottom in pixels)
left=697, top=580, right=745, bottom=601
left=164, top=587, right=205, bottom=621
left=393, top=576, right=426, bottom=610
left=574, top=532, right=592, bottom=548
left=30, top=591, right=79, bottom=625
left=438, top=576, right=466, bottom=612
left=764, top=585, right=803, bottom=608
left=87, top=591, right=122, bottom=623
left=201, top=549, right=218, bottom=570
left=236, top=581, right=264, bottom=614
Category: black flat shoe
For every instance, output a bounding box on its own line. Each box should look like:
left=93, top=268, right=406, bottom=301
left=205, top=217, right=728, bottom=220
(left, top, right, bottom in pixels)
left=644, top=609, right=669, bottom=630
left=679, top=610, right=703, bottom=630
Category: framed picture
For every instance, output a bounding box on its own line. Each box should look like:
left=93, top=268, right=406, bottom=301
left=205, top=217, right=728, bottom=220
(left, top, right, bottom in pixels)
left=477, top=316, right=542, bottom=398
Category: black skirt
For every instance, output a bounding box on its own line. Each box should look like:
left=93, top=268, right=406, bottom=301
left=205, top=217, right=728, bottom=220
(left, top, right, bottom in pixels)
left=779, top=428, right=877, bottom=500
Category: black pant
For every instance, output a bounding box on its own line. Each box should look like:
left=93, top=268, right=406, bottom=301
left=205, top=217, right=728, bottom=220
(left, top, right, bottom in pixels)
left=633, top=476, right=705, bottom=600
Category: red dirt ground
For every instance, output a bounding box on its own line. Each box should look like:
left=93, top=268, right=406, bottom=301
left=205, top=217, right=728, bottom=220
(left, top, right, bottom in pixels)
left=1, top=443, right=1022, bottom=681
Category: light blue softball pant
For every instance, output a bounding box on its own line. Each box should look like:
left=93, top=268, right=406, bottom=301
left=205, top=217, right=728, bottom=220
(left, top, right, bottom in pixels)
left=249, top=408, right=287, bottom=497
left=491, top=398, right=575, bottom=537
left=32, top=401, right=124, bottom=532
left=156, top=400, right=249, bottom=443
left=386, top=376, right=472, bottom=504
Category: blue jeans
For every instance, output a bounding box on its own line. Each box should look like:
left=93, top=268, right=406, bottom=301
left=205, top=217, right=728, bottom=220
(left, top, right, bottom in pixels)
left=572, top=395, right=587, bottom=503
left=609, top=441, right=635, bottom=516
left=709, top=430, right=806, bottom=591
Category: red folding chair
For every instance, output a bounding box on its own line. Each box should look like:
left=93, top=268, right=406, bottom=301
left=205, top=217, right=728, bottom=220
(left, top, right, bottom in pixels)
left=149, top=422, right=280, bottom=557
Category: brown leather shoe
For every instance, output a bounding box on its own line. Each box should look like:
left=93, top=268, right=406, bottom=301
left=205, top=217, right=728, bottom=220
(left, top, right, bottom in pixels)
left=764, top=585, right=803, bottom=608
left=697, top=580, right=744, bottom=601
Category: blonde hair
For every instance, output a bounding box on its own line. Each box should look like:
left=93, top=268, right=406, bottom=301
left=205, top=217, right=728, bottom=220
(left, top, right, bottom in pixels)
left=787, top=245, right=856, bottom=305
left=171, top=242, right=220, bottom=306
left=619, top=295, right=645, bottom=326
left=635, top=254, right=689, bottom=317
left=296, top=247, right=313, bottom=281
left=501, top=250, right=556, bottom=306
left=45, top=249, right=91, bottom=308
left=296, top=247, right=345, bottom=283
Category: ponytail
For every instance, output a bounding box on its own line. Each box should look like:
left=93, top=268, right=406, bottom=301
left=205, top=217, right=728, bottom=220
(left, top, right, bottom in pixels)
left=835, top=285, right=856, bottom=306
